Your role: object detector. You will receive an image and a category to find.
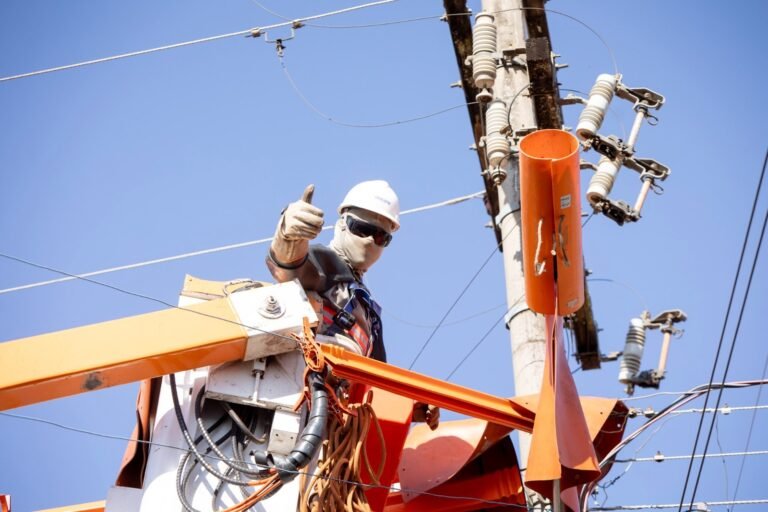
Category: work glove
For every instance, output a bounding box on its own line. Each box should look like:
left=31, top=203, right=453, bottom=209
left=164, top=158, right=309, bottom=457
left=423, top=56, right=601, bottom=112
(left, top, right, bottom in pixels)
left=280, top=185, right=324, bottom=241
left=412, top=402, right=440, bottom=431
left=270, top=185, right=324, bottom=267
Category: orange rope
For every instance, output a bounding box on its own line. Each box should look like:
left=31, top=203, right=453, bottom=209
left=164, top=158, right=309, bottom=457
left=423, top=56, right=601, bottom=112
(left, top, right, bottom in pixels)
left=300, top=392, right=386, bottom=512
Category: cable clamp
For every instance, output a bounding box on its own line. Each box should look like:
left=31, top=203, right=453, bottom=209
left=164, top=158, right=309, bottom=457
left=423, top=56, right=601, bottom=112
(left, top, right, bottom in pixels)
left=495, top=200, right=521, bottom=226
left=504, top=301, right=531, bottom=329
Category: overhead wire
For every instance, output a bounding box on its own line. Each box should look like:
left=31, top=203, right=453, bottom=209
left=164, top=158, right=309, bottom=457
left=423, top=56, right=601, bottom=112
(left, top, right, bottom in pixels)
left=592, top=500, right=768, bottom=511
left=731, top=351, right=768, bottom=508
left=0, top=190, right=484, bottom=295
left=615, top=450, right=768, bottom=464
left=278, top=54, right=476, bottom=128
left=681, top=148, right=768, bottom=511
left=406, top=223, right=515, bottom=371
left=580, top=379, right=768, bottom=511
left=0, top=0, right=398, bottom=83
left=0, top=410, right=529, bottom=509
left=444, top=298, right=522, bottom=381
left=388, top=302, right=505, bottom=328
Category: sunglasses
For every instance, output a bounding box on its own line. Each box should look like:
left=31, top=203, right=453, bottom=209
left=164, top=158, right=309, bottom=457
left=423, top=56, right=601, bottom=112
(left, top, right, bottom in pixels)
left=345, top=216, right=393, bottom=247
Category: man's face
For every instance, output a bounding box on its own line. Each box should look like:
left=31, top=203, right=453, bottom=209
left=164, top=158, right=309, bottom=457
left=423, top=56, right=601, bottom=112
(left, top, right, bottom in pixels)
left=332, top=207, right=395, bottom=272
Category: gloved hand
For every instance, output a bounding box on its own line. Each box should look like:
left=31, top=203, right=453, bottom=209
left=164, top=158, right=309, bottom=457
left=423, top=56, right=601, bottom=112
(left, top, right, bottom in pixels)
left=412, top=402, right=440, bottom=431
left=280, top=185, right=324, bottom=241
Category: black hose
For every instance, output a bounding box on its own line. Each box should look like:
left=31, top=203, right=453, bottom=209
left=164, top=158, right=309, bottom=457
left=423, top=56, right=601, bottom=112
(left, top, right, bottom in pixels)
left=269, top=372, right=329, bottom=482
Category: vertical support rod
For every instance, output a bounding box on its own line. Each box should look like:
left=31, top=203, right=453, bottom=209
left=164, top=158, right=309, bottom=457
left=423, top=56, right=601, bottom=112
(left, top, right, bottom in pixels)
left=633, top=178, right=653, bottom=214
left=482, top=0, right=545, bottom=502
left=656, top=330, right=673, bottom=380
left=553, top=480, right=564, bottom=512
left=626, top=108, right=646, bottom=150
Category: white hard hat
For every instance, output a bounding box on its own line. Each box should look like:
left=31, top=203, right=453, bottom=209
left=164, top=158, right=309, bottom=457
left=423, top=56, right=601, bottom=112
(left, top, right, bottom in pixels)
left=338, top=180, right=400, bottom=231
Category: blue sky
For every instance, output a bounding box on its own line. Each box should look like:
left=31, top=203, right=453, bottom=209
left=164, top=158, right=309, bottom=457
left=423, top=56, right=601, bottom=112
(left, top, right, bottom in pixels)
left=1, top=1, right=766, bottom=510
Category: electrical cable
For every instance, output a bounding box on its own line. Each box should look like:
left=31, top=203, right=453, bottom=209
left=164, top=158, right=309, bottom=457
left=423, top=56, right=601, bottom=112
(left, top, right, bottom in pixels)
left=591, top=499, right=768, bottom=511
left=407, top=223, right=516, bottom=371
left=444, top=296, right=523, bottom=381
left=0, top=0, right=398, bottom=83
left=587, top=277, right=649, bottom=314
left=680, top=149, right=768, bottom=511
left=579, top=379, right=768, bottom=511
left=279, top=54, right=476, bottom=128
left=0, top=409, right=530, bottom=509
left=615, top=450, right=768, bottom=464
left=0, top=252, right=300, bottom=346
left=169, top=373, right=257, bottom=486
left=0, top=190, right=484, bottom=295
left=388, top=302, right=505, bottom=328
left=731, top=351, right=768, bottom=508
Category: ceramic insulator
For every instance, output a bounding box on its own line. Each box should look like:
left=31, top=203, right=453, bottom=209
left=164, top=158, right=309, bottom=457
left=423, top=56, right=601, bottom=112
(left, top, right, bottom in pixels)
left=576, top=74, right=617, bottom=141
left=587, top=156, right=621, bottom=206
left=485, top=99, right=509, bottom=166
left=472, top=13, right=497, bottom=89
left=618, top=317, right=646, bottom=384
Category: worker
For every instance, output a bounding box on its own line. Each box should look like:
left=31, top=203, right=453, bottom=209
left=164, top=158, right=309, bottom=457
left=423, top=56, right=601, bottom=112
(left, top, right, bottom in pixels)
left=266, top=180, right=439, bottom=429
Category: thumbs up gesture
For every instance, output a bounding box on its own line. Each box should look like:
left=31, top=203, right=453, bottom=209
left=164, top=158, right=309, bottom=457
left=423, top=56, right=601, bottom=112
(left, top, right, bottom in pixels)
left=280, top=185, right=325, bottom=241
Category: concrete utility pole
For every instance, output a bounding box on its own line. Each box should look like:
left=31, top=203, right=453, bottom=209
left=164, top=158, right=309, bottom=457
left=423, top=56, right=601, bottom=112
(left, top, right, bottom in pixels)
left=480, top=0, right=545, bottom=469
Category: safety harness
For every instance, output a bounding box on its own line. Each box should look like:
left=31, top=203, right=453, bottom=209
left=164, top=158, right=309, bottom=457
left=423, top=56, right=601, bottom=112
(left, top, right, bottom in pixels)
left=308, top=246, right=384, bottom=359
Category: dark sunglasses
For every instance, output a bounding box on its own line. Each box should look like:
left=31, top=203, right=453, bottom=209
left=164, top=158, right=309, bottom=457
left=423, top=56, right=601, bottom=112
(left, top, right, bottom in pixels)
left=345, top=216, right=392, bottom=247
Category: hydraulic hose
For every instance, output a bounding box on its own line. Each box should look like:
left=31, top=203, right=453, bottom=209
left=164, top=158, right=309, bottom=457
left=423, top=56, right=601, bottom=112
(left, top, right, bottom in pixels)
left=269, top=372, right=329, bottom=482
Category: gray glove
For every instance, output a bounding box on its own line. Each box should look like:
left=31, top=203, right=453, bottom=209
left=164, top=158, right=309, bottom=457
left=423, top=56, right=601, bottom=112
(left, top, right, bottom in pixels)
left=280, top=185, right=324, bottom=241
left=270, top=185, right=324, bottom=266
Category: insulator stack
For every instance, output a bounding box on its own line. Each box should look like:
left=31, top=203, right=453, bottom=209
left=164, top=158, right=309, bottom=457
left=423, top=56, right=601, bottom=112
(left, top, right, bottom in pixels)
left=618, top=317, right=646, bottom=387
left=472, top=13, right=497, bottom=90
left=586, top=156, right=621, bottom=206
left=485, top=99, right=509, bottom=166
left=576, top=74, right=617, bottom=141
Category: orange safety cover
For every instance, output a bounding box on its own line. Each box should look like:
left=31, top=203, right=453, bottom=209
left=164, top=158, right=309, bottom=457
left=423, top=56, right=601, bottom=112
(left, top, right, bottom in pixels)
left=525, top=315, right=600, bottom=511
left=519, top=129, right=584, bottom=315
left=362, top=389, right=414, bottom=512
left=386, top=421, right=525, bottom=511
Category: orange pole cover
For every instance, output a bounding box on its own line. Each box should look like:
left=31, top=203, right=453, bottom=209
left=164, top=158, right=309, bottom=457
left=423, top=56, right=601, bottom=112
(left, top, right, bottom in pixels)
left=519, top=129, right=584, bottom=315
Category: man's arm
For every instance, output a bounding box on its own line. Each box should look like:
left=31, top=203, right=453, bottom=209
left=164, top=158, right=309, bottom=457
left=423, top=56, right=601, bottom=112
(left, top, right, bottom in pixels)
left=266, top=185, right=324, bottom=283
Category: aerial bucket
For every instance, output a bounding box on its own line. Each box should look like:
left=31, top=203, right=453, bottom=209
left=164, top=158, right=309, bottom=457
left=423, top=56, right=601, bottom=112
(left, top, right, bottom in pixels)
left=519, top=129, right=584, bottom=315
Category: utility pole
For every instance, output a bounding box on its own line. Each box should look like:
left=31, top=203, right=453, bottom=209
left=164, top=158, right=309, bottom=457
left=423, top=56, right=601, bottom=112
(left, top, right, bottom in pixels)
left=443, top=0, right=598, bottom=508
left=479, top=0, right=545, bottom=471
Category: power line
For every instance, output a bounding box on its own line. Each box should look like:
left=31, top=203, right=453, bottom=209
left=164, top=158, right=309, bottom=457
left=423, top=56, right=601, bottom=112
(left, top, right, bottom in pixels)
left=0, top=410, right=529, bottom=509
left=731, top=351, right=768, bottom=508
left=444, top=300, right=521, bottom=381
left=683, top=149, right=768, bottom=511
left=0, top=0, right=398, bottom=83
left=626, top=405, right=768, bottom=418
left=0, top=252, right=300, bottom=346
left=0, top=191, right=483, bottom=295
left=616, top=450, right=768, bottom=463
left=591, top=500, right=768, bottom=511
left=388, top=302, right=505, bottom=329
left=580, top=379, right=768, bottom=511
left=278, top=54, right=476, bottom=128
left=407, top=224, right=516, bottom=371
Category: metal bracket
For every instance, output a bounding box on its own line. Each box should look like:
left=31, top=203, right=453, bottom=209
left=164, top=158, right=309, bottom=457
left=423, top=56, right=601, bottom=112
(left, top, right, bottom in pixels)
left=616, top=83, right=665, bottom=110
left=590, top=134, right=630, bottom=161
left=624, top=157, right=671, bottom=181
left=504, top=302, right=531, bottom=329
left=594, top=198, right=635, bottom=226
left=646, top=309, right=687, bottom=332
